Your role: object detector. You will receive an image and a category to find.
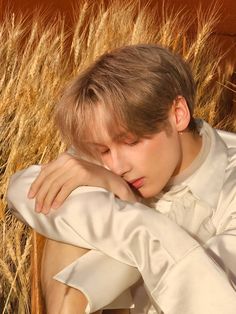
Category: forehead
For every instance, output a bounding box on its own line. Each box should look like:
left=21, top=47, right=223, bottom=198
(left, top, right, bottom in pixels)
left=88, top=124, right=130, bottom=145
left=83, top=103, right=129, bottom=144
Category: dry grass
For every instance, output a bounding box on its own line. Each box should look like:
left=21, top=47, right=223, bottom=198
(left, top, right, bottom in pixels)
left=0, top=0, right=235, bottom=312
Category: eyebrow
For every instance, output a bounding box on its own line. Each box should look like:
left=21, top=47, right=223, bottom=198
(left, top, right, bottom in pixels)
left=113, top=131, right=129, bottom=141
left=87, top=131, right=129, bottom=146
left=92, top=143, right=108, bottom=147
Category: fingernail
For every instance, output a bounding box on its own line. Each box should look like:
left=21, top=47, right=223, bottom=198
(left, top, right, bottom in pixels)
left=42, top=207, right=47, bottom=214
left=52, top=201, right=59, bottom=209
left=35, top=203, right=41, bottom=212
left=28, top=190, right=34, bottom=199
left=42, top=207, right=50, bottom=215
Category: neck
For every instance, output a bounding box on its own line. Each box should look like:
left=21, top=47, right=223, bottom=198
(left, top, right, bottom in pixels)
left=174, top=130, right=202, bottom=176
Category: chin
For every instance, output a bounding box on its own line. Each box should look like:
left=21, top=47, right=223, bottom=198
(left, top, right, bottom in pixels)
left=139, top=186, right=161, bottom=199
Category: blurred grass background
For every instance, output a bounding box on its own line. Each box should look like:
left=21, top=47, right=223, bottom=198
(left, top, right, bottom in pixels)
left=0, top=0, right=235, bottom=312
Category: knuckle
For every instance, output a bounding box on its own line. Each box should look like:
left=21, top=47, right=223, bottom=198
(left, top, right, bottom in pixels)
left=66, top=157, right=78, bottom=167
left=35, top=188, right=49, bottom=202
left=65, top=159, right=73, bottom=167
left=78, top=165, right=86, bottom=175
left=61, top=181, right=73, bottom=190
left=39, top=168, right=47, bottom=177
left=58, top=153, right=70, bottom=164
left=43, top=199, right=51, bottom=207
left=35, top=195, right=44, bottom=204
left=65, top=159, right=84, bottom=174
left=54, top=194, right=64, bottom=204
left=54, top=191, right=67, bottom=204
left=50, top=180, right=60, bottom=190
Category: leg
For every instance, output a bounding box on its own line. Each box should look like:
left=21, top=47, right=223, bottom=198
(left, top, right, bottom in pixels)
left=103, top=310, right=130, bottom=314
left=41, top=238, right=101, bottom=314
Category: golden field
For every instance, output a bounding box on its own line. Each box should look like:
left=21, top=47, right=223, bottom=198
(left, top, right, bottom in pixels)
left=0, top=1, right=235, bottom=312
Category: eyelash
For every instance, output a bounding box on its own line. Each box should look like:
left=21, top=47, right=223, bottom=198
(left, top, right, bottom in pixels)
left=101, top=149, right=110, bottom=155
left=100, top=140, right=139, bottom=155
left=126, top=140, right=139, bottom=146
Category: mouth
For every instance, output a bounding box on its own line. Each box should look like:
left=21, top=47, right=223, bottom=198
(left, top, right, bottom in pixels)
left=128, top=177, right=144, bottom=189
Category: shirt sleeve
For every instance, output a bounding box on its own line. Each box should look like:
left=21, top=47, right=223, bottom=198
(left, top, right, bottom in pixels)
left=7, top=165, right=236, bottom=314
left=6, top=165, right=141, bottom=313
left=54, top=250, right=140, bottom=313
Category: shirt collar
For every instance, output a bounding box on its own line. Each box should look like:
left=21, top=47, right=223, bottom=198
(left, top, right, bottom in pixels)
left=166, top=121, right=229, bottom=209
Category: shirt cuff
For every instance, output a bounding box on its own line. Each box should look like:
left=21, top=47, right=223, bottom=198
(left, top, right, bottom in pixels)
left=53, top=249, right=141, bottom=313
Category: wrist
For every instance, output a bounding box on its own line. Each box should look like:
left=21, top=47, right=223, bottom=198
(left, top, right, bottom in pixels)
left=110, top=180, right=138, bottom=203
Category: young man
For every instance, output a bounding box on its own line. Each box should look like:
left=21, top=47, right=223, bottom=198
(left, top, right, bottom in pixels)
left=7, top=44, right=236, bottom=314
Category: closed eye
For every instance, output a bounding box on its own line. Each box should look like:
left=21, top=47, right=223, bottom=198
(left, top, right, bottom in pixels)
left=100, top=149, right=110, bottom=155
left=125, top=139, right=140, bottom=146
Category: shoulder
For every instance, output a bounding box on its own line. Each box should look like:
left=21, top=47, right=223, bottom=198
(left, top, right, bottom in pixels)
left=214, top=128, right=236, bottom=203
left=216, top=129, right=236, bottom=149
left=214, top=159, right=236, bottom=233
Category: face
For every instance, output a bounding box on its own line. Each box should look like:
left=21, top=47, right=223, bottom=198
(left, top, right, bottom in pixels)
left=88, top=114, right=183, bottom=198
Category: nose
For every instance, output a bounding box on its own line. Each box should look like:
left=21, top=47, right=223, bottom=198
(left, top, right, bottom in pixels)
left=108, top=149, right=131, bottom=177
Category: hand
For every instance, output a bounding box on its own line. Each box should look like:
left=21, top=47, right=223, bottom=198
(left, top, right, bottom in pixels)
left=28, top=153, right=138, bottom=214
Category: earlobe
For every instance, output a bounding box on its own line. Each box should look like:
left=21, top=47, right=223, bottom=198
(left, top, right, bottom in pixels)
left=172, top=96, right=191, bottom=132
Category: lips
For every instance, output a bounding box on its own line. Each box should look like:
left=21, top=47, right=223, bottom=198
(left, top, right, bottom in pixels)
left=128, top=177, right=144, bottom=189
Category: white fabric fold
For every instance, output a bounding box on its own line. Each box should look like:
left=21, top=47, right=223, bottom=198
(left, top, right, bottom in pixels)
left=7, top=164, right=236, bottom=314
left=54, top=250, right=139, bottom=312
left=6, top=121, right=236, bottom=314
left=154, top=186, right=216, bottom=243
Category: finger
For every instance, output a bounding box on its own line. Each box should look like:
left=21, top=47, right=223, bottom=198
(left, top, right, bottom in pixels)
left=50, top=179, right=77, bottom=210
left=36, top=168, right=79, bottom=213
left=32, top=163, right=49, bottom=197
left=28, top=166, right=54, bottom=199
left=40, top=163, right=48, bottom=170
left=34, top=167, right=70, bottom=213
left=40, top=174, right=76, bottom=214
left=28, top=154, right=70, bottom=198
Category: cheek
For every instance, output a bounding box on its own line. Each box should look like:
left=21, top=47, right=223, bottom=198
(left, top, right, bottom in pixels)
left=129, top=145, right=161, bottom=175
left=144, top=137, right=180, bottom=176
left=159, top=139, right=181, bottom=176
left=129, top=148, right=153, bottom=167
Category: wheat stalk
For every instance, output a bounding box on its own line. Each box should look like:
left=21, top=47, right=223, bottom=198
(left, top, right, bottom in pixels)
left=0, top=0, right=235, bottom=311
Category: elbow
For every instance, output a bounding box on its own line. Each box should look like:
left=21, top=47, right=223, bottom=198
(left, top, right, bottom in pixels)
left=7, top=171, right=23, bottom=211
left=6, top=165, right=41, bottom=220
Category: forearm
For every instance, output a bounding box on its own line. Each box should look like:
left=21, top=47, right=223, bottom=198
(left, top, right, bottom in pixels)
left=28, top=153, right=138, bottom=214
left=7, top=165, right=236, bottom=314
left=7, top=165, right=140, bottom=312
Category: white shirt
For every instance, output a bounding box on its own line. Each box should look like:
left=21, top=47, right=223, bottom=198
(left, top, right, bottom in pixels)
left=7, top=121, right=236, bottom=314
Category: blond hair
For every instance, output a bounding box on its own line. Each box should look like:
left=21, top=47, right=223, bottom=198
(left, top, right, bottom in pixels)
left=56, top=44, right=197, bottom=158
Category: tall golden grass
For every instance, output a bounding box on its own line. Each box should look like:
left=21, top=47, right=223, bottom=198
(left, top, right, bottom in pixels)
left=0, top=0, right=235, bottom=312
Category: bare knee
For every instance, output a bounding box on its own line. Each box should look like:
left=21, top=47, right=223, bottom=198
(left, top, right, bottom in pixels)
left=46, top=283, right=88, bottom=314
left=41, top=239, right=90, bottom=314
left=41, top=239, right=89, bottom=289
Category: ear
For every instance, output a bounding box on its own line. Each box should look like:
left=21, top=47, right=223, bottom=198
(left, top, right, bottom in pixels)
left=170, top=96, right=191, bottom=132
